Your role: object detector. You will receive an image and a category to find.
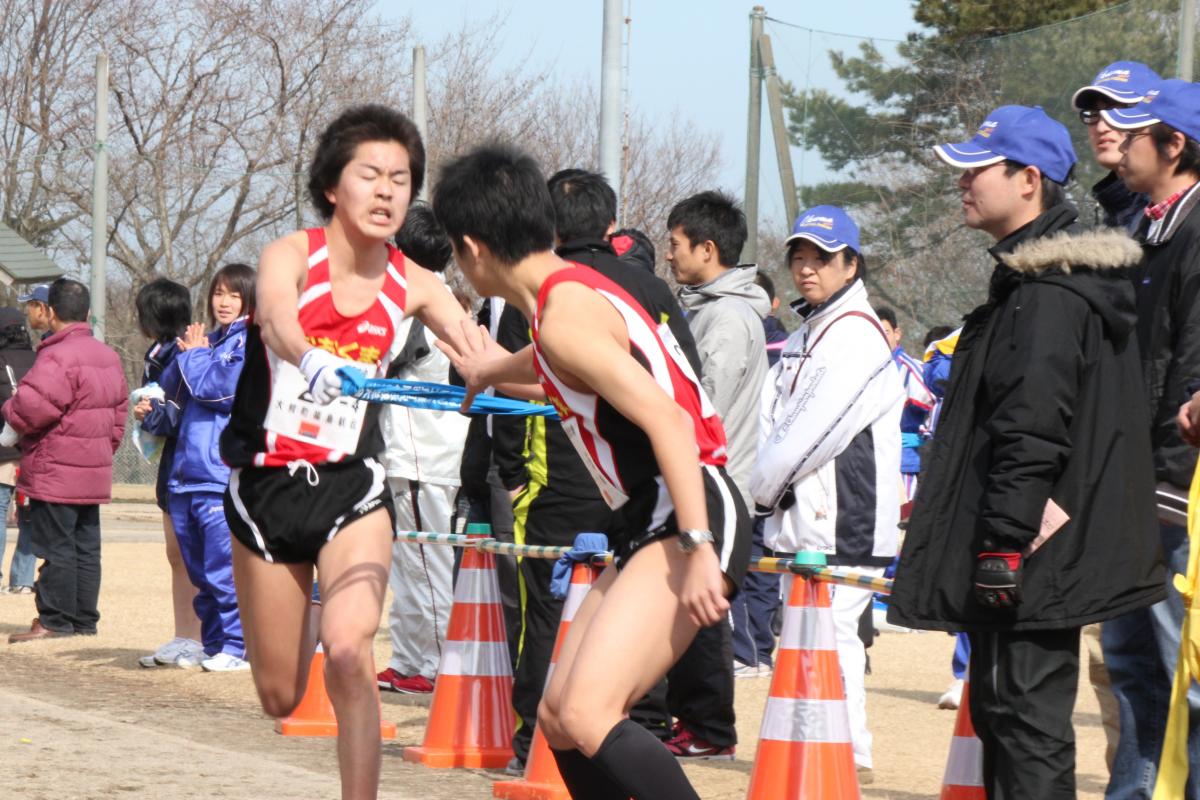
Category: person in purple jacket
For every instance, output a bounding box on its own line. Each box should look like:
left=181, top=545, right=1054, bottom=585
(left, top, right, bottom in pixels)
left=6, top=279, right=128, bottom=643
left=159, top=263, right=255, bottom=671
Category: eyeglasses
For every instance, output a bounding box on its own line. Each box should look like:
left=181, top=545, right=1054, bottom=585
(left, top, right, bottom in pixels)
left=1079, top=109, right=1102, bottom=126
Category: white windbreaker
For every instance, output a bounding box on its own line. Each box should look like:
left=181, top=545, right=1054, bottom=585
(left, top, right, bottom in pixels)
left=378, top=277, right=471, bottom=487
left=749, top=279, right=905, bottom=566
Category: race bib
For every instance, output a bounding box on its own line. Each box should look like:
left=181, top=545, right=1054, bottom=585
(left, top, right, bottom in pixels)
left=561, top=415, right=630, bottom=510
left=263, top=359, right=370, bottom=454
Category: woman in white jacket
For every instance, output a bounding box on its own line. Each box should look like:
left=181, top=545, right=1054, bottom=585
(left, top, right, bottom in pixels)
left=749, top=205, right=904, bottom=781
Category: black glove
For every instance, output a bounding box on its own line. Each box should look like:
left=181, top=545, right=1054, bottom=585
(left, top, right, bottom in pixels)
left=754, top=487, right=796, bottom=518
left=974, top=551, right=1022, bottom=609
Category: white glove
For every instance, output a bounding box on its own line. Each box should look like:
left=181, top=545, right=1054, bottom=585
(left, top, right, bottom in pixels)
left=299, top=348, right=346, bottom=405
left=0, top=422, right=18, bottom=447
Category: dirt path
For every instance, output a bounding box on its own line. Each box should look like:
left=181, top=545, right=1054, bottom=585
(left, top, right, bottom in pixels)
left=0, top=517, right=1111, bottom=799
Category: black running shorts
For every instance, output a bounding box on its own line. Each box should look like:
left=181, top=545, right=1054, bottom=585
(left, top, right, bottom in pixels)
left=225, top=457, right=394, bottom=564
left=610, top=463, right=752, bottom=592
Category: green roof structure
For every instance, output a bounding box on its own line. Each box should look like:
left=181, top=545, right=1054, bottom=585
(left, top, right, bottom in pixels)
left=0, top=222, right=64, bottom=285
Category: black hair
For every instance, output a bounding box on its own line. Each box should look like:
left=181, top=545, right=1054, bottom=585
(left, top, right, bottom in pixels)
left=785, top=240, right=867, bottom=281
left=395, top=203, right=452, bottom=272
left=432, top=142, right=556, bottom=265
left=136, top=278, right=192, bottom=341
left=875, top=306, right=898, bottom=328
left=307, top=104, right=426, bottom=221
left=0, top=323, right=31, bottom=350
left=611, top=227, right=656, bottom=270
left=923, top=325, right=954, bottom=349
left=754, top=271, right=776, bottom=302
left=1149, top=123, right=1200, bottom=177
left=546, top=168, right=617, bottom=242
left=48, top=278, right=89, bottom=323
left=1003, top=160, right=1070, bottom=212
left=666, top=191, right=747, bottom=267
left=208, top=263, right=256, bottom=326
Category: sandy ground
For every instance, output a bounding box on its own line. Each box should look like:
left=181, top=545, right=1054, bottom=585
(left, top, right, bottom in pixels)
left=0, top=490, right=1110, bottom=799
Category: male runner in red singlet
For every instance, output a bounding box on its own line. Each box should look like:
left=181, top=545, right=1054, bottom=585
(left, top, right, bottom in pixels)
left=219, top=105, right=475, bottom=800
left=433, top=144, right=750, bottom=800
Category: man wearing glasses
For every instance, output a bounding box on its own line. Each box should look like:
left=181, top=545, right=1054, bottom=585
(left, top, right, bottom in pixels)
left=1102, top=78, right=1200, bottom=800
left=1073, top=61, right=1161, bottom=231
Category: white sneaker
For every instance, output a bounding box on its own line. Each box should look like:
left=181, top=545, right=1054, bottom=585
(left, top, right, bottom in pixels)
left=938, top=678, right=964, bottom=710
left=733, top=661, right=772, bottom=679
left=174, top=642, right=208, bottom=669
left=201, top=652, right=250, bottom=672
left=140, top=637, right=198, bottom=668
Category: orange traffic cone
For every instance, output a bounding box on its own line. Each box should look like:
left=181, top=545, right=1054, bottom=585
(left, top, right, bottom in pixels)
left=940, top=679, right=985, bottom=799
left=404, top=525, right=515, bottom=768
left=746, top=564, right=860, bottom=800
left=493, top=560, right=600, bottom=800
left=275, top=644, right=398, bottom=739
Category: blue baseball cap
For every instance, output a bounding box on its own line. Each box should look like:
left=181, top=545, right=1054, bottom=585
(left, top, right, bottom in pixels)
left=1102, top=79, right=1200, bottom=141
left=1072, top=61, right=1162, bottom=110
left=785, top=205, right=860, bottom=253
left=933, top=105, right=1077, bottom=184
left=17, top=284, right=49, bottom=304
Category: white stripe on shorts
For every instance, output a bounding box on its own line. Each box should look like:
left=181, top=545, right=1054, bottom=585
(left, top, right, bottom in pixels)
left=228, top=469, right=273, bottom=563
left=704, top=464, right=737, bottom=573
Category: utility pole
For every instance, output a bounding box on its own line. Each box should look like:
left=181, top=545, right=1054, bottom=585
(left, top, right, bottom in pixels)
left=759, top=33, right=798, bottom=226
left=741, top=6, right=766, bottom=264
left=413, top=46, right=429, bottom=144
left=599, top=0, right=624, bottom=216
left=1180, top=0, right=1197, bottom=80
left=90, top=52, right=109, bottom=342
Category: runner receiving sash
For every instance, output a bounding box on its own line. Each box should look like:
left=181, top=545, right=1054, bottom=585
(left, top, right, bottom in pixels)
left=220, top=105, right=475, bottom=800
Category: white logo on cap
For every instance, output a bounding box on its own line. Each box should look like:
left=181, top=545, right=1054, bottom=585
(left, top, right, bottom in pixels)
left=977, top=120, right=999, bottom=138
left=1098, top=69, right=1131, bottom=83
left=799, top=214, right=835, bottom=231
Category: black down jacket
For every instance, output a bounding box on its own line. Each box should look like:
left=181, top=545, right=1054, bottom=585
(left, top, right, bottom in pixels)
left=888, top=206, right=1165, bottom=632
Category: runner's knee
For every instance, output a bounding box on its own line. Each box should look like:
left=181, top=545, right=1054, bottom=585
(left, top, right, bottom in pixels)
left=255, top=674, right=307, bottom=718
left=322, top=635, right=373, bottom=685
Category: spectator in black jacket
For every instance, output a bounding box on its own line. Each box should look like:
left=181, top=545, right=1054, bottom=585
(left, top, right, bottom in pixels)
left=1100, top=78, right=1200, bottom=799
left=890, top=104, right=1163, bottom=799
left=0, top=308, right=35, bottom=592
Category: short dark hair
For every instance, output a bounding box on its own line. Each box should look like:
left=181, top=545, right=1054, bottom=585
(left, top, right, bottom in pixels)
left=433, top=142, right=556, bottom=265
left=1149, top=123, right=1200, bottom=177
left=754, top=271, right=776, bottom=302
left=1004, top=160, right=1069, bottom=212
left=307, top=105, right=426, bottom=221
left=611, top=227, right=656, bottom=272
left=546, top=169, right=617, bottom=242
left=395, top=203, right=452, bottom=272
left=875, top=306, right=898, bottom=328
left=136, top=278, right=191, bottom=341
left=923, top=325, right=954, bottom=349
left=666, top=191, right=747, bottom=267
left=208, top=263, right=256, bottom=326
left=48, top=278, right=89, bottom=323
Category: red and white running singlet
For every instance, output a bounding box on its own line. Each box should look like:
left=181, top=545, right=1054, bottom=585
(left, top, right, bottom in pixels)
left=221, top=228, right=408, bottom=468
left=530, top=265, right=727, bottom=509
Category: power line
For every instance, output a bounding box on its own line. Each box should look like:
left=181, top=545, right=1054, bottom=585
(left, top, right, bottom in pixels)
left=762, top=16, right=906, bottom=44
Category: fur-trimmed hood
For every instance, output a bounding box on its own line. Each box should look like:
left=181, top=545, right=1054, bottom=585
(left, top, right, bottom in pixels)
left=999, top=228, right=1143, bottom=275
left=988, top=208, right=1141, bottom=345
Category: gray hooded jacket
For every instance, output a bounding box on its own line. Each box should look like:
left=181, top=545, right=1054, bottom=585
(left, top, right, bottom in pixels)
left=678, top=265, right=770, bottom=507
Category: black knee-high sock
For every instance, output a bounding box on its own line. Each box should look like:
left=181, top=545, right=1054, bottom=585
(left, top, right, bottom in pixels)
left=591, top=719, right=701, bottom=800
left=550, top=747, right=627, bottom=800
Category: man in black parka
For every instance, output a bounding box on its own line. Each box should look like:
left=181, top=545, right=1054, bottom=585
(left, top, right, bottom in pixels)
left=888, top=105, right=1164, bottom=799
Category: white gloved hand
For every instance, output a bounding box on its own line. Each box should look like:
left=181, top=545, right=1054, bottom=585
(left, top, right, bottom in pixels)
left=0, top=422, right=18, bottom=447
left=299, top=348, right=346, bottom=405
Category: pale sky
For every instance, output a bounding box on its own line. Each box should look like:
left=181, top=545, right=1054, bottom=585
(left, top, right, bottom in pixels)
left=378, top=1, right=918, bottom=229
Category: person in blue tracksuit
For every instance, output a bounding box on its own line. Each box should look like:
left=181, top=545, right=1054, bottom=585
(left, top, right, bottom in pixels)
left=160, top=263, right=255, bottom=672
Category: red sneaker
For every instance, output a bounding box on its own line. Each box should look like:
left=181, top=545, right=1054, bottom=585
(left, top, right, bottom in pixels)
left=377, top=667, right=407, bottom=691
left=390, top=674, right=435, bottom=694
left=663, top=722, right=735, bottom=760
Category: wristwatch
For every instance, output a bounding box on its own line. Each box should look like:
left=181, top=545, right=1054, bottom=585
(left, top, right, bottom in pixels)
left=678, top=528, right=715, bottom=553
